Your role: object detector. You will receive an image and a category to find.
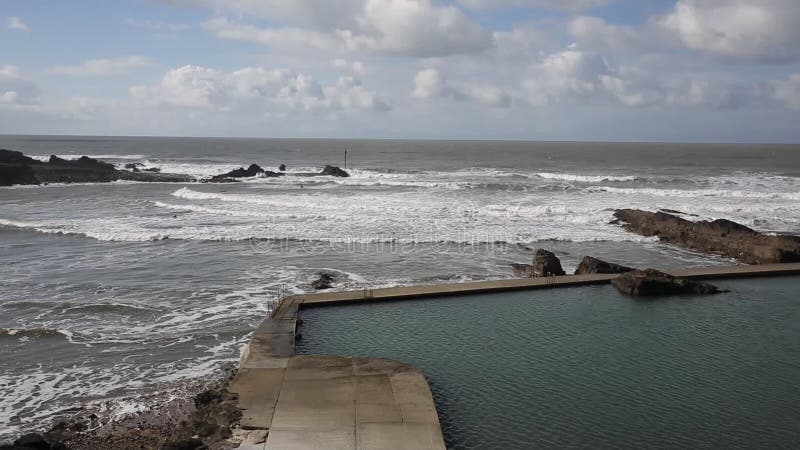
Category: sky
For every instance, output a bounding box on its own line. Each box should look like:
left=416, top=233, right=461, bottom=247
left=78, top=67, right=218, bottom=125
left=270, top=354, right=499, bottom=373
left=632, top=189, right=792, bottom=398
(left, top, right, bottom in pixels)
left=1, top=0, right=800, bottom=142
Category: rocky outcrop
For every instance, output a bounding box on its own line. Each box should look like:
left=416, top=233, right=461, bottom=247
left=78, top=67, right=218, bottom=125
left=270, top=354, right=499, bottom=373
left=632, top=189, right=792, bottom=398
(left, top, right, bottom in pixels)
left=311, top=272, right=336, bottom=290
left=0, top=433, right=69, bottom=450
left=279, top=164, right=286, bottom=172
left=574, top=256, right=634, bottom=275
left=512, top=249, right=566, bottom=277
left=320, top=165, right=349, bottom=177
left=48, top=155, right=116, bottom=171
left=613, top=209, right=800, bottom=264
left=1, top=150, right=194, bottom=185
left=511, top=263, right=535, bottom=278
left=533, top=249, right=566, bottom=276
left=208, top=164, right=282, bottom=182
left=612, top=268, right=724, bottom=296
left=0, top=149, right=41, bottom=165
left=0, top=164, right=39, bottom=186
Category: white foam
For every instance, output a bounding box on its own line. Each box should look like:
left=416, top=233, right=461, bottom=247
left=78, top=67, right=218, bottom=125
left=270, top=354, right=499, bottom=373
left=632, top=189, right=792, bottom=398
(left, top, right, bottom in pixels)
left=535, top=172, right=638, bottom=182
left=589, top=186, right=800, bottom=200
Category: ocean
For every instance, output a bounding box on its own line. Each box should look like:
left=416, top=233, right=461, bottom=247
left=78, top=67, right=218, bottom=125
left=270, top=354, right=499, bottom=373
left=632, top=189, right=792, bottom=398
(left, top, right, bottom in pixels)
left=1, top=135, right=799, bottom=441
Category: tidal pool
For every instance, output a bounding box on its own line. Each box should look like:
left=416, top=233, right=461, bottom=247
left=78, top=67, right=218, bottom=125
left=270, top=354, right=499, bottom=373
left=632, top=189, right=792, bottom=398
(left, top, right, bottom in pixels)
left=297, top=277, right=800, bottom=450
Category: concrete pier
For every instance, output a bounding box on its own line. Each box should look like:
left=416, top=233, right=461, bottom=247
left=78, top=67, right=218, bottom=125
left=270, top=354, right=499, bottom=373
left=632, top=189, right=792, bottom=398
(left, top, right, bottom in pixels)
left=232, top=262, right=800, bottom=449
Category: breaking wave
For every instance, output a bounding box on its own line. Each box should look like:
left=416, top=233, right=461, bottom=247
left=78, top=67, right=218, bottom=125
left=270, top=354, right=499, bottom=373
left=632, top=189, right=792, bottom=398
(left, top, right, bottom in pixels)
left=0, top=328, right=74, bottom=341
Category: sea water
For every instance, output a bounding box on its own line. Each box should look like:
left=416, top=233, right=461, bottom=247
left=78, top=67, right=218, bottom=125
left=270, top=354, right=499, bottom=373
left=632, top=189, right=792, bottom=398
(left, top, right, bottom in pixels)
left=1, top=135, right=799, bottom=439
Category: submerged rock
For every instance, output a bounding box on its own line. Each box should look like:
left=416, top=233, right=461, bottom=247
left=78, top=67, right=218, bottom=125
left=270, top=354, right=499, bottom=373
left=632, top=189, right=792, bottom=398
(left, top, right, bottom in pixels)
left=320, top=165, right=349, bottom=177
left=124, top=162, right=144, bottom=171
left=613, top=209, right=800, bottom=264
left=574, top=256, right=634, bottom=275
left=612, top=269, right=724, bottom=296
left=311, top=272, right=336, bottom=290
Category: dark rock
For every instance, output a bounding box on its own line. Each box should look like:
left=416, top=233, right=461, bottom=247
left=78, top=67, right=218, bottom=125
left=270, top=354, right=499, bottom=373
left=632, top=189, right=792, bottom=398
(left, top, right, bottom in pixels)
left=48, top=155, right=116, bottom=171
left=159, top=439, right=207, bottom=450
left=14, top=434, right=50, bottom=449
left=209, top=164, right=282, bottom=182
left=613, top=209, right=800, bottom=264
left=612, top=269, right=724, bottom=296
left=0, top=149, right=41, bottom=165
left=311, top=272, right=336, bottom=290
left=0, top=164, right=39, bottom=186
left=124, top=162, right=144, bottom=171
left=574, top=256, right=635, bottom=275
left=320, top=165, right=349, bottom=177
left=511, top=263, right=535, bottom=278
left=118, top=171, right=195, bottom=183
left=203, top=177, right=239, bottom=184
left=142, top=167, right=161, bottom=173
left=279, top=164, right=286, bottom=171
left=5, top=433, right=68, bottom=450
left=532, top=249, right=566, bottom=276
left=512, top=249, right=566, bottom=277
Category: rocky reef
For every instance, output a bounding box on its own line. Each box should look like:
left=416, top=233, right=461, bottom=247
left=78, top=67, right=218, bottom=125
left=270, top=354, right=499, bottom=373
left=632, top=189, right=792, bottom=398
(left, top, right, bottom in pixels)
left=1, top=369, right=243, bottom=450
left=311, top=272, right=337, bottom=290
left=0, top=150, right=351, bottom=186
left=208, top=164, right=281, bottom=183
left=320, top=165, right=350, bottom=177
left=0, top=149, right=194, bottom=185
left=613, top=209, right=800, bottom=264
left=512, top=249, right=566, bottom=277
left=612, top=269, right=724, bottom=296
left=574, top=256, right=634, bottom=275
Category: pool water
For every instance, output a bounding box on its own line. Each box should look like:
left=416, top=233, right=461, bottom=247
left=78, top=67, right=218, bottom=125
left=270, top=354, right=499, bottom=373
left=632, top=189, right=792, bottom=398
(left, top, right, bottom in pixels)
left=297, top=278, right=800, bottom=450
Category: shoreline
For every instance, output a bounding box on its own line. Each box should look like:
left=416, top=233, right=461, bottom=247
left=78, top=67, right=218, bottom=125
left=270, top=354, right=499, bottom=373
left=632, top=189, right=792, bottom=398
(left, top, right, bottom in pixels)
left=5, top=264, right=800, bottom=449
left=3, top=365, right=242, bottom=450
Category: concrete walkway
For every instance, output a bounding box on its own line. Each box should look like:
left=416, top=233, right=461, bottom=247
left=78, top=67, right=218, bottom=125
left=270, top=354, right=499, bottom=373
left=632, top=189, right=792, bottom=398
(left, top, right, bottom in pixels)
left=291, top=263, right=800, bottom=306
left=230, top=295, right=445, bottom=450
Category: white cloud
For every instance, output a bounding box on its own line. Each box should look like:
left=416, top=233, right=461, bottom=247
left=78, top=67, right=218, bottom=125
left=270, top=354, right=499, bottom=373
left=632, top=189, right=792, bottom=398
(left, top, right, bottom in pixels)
left=771, top=74, right=800, bottom=110
left=133, top=65, right=391, bottom=112
left=161, top=0, right=364, bottom=29
left=569, top=16, right=639, bottom=50
left=332, top=59, right=366, bottom=76
left=327, top=76, right=391, bottom=111
left=48, top=56, right=152, bottom=76
left=657, top=0, right=800, bottom=62
left=599, top=73, right=664, bottom=108
left=200, top=0, right=492, bottom=57
left=412, top=68, right=511, bottom=107
left=124, top=18, right=191, bottom=32
left=6, top=17, right=28, bottom=31
left=344, top=0, right=492, bottom=56
left=462, top=83, right=512, bottom=107
left=523, top=49, right=609, bottom=105
left=0, top=65, right=39, bottom=105
left=412, top=68, right=449, bottom=99
left=457, top=0, right=611, bottom=11
left=203, top=18, right=339, bottom=51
